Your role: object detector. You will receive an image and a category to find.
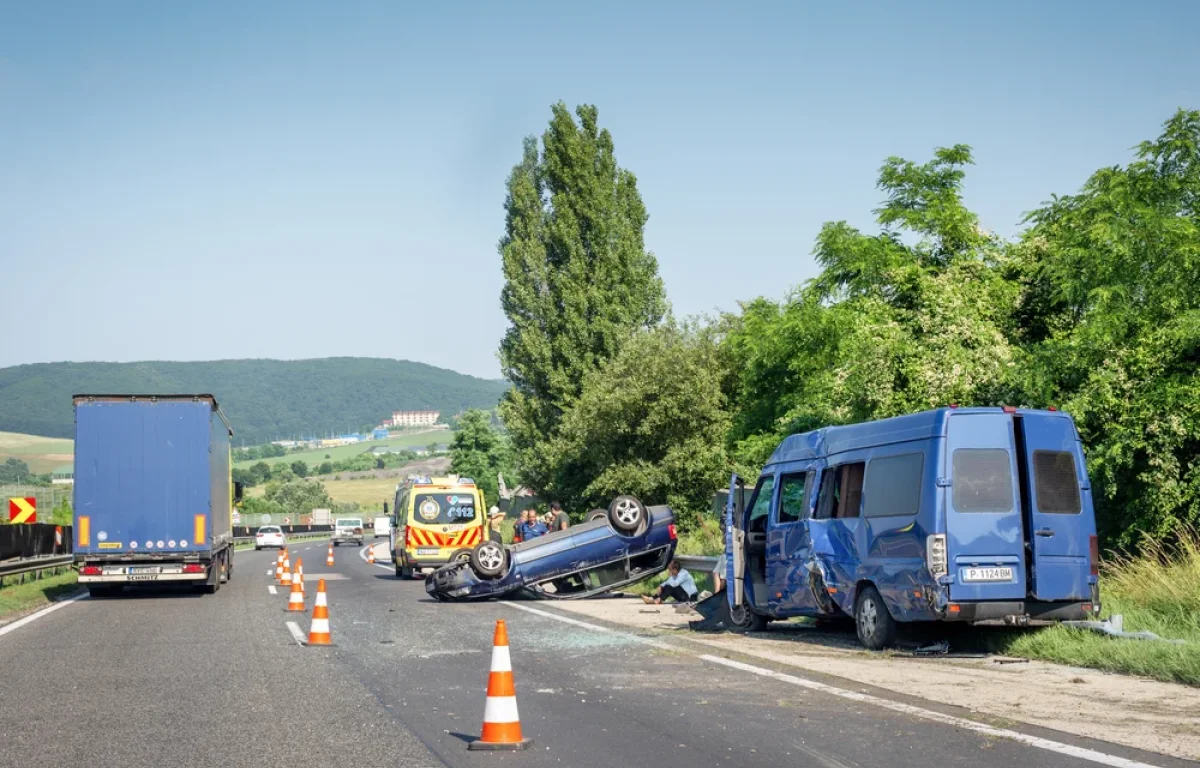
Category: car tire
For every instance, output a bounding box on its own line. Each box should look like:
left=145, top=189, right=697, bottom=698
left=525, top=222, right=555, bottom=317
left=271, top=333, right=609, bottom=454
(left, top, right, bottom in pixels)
left=854, top=585, right=896, bottom=650
left=469, top=541, right=507, bottom=579
left=448, top=548, right=471, bottom=564
left=587, top=509, right=608, bottom=522
left=607, top=495, right=646, bottom=534
left=728, top=601, right=767, bottom=632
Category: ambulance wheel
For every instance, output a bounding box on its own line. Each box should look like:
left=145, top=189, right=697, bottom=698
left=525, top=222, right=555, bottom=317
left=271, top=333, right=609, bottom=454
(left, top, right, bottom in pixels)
left=855, top=585, right=896, bottom=650
left=728, top=602, right=767, bottom=633
left=607, top=495, right=646, bottom=534
left=470, top=541, right=507, bottom=579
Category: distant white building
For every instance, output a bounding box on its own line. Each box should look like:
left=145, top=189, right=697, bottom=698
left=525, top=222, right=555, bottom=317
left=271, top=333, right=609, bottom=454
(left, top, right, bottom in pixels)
left=391, top=410, right=440, bottom=428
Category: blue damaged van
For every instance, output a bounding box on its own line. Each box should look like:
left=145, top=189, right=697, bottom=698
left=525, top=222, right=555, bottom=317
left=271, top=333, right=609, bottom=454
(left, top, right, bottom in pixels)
left=724, top=406, right=1101, bottom=648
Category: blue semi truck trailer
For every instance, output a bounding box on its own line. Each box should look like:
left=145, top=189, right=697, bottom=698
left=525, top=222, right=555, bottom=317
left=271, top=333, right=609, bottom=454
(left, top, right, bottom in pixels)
left=73, top=394, right=243, bottom=597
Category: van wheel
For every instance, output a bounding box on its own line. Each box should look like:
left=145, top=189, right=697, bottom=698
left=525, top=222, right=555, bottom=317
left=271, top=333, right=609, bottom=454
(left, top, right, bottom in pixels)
left=587, top=509, right=608, bottom=522
left=396, top=564, right=411, bottom=579
left=470, top=541, right=507, bottom=579
left=607, top=495, right=646, bottom=534
left=855, top=585, right=896, bottom=650
left=728, top=602, right=767, bottom=632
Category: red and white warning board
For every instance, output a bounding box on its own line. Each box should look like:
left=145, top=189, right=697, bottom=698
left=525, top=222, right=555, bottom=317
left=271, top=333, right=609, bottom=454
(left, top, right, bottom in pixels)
left=8, top=497, right=37, bottom=524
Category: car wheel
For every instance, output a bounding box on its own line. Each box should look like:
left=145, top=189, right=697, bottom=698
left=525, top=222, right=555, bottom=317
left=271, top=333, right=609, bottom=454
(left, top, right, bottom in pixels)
left=587, top=509, right=608, bottom=522
left=855, top=585, right=896, bottom=650
left=469, top=541, right=507, bottom=579
left=448, top=548, right=471, bottom=564
left=607, top=495, right=646, bottom=534
left=728, top=602, right=767, bottom=632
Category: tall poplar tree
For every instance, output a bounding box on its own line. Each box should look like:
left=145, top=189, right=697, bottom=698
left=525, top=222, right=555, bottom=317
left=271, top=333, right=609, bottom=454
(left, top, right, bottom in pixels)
left=498, top=103, right=666, bottom=493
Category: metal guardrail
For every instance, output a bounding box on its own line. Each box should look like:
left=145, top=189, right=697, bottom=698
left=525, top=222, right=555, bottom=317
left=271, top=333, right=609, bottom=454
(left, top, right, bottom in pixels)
left=0, top=554, right=74, bottom=579
left=676, top=554, right=719, bottom=571
left=231, top=532, right=332, bottom=545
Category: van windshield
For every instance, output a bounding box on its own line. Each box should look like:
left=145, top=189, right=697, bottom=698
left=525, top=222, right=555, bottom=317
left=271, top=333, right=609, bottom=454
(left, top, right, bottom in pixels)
left=411, top=492, right=478, bottom=525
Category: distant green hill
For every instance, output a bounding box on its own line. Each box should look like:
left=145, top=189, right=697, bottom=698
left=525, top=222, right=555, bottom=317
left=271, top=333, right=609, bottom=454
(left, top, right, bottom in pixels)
left=0, top=358, right=509, bottom=445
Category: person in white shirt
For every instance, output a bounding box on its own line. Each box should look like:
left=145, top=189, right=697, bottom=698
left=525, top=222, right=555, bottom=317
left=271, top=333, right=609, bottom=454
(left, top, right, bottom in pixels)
left=642, top=560, right=698, bottom=605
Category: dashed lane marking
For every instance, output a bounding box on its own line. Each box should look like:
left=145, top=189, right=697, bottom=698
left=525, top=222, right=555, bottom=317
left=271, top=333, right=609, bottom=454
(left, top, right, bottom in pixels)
left=268, top=585, right=278, bottom=595
left=285, top=621, right=306, bottom=646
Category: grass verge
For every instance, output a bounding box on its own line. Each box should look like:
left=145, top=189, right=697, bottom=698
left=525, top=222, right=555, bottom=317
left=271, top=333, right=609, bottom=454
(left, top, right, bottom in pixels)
left=0, top=570, right=80, bottom=622
left=989, top=527, right=1200, bottom=686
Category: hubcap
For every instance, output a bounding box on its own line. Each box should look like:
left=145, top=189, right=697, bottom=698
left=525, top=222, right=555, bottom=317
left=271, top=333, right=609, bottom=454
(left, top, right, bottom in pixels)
left=613, top=499, right=641, bottom=527
left=479, top=545, right=504, bottom=570
left=860, top=598, right=878, bottom=637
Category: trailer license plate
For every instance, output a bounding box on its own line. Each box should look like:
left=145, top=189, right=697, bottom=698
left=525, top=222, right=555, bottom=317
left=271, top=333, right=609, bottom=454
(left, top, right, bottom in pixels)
left=416, top=548, right=439, bottom=556
left=129, top=566, right=160, bottom=574
left=963, top=566, right=1014, bottom=582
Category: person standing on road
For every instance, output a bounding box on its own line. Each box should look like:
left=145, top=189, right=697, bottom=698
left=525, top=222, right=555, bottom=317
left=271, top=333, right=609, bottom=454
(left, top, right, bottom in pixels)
left=642, top=560, right=698, bottom=606
left=547, top=501, right=570, bottom=532
left=487, top=506, right=505, bottom=544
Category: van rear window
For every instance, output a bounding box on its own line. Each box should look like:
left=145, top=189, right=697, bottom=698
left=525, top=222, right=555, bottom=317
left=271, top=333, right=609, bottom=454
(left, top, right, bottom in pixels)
left=952, top=449, right=1014, bottom=513
left=1033, top=451, right=1082, bottom=514
left=411, top=493, right=477, bottom=525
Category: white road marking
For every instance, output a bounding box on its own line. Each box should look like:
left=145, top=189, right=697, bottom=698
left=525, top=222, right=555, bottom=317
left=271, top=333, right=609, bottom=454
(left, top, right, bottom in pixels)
left=266, top=570, right=274, bottom=576
left=0, top=594, right=88, bottom=639
left=285, top=621, right=306, bottom=646
left=268, top=586, right=278, bottom=595
left=508, top=603, right=1167, bottom=768
left=358, top=542, right=395, bottom=571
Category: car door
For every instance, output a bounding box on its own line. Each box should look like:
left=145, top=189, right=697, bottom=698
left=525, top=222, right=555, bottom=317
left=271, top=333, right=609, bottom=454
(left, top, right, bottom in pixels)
left=766, top=469, right=817, bottom=615
left=1017, top=413, right=1094, bottom=601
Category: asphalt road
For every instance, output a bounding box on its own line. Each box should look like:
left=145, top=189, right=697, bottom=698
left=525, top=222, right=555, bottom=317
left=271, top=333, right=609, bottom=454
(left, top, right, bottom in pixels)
left=0, top=541, right=1191, bottom=768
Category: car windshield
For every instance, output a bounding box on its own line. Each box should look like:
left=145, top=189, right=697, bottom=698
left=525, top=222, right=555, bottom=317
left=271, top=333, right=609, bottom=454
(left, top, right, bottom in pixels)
left=411, top=493, right=477, bottom=525
left=258, top=527, right=280, bottom=533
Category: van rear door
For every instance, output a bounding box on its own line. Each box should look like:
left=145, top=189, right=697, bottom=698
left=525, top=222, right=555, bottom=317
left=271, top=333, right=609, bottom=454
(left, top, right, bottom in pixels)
left=945, top=412, right=1027, bottom=602
left=1016, top=413, right=1093, bottom=602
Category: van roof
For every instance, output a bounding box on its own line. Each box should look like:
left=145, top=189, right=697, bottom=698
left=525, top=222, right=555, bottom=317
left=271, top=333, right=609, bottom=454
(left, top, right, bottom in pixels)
left=765, top=407, right=1074, bottom=468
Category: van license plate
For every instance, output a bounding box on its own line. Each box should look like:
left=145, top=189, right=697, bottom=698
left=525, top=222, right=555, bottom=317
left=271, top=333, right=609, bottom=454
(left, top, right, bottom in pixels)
left=416, top=548, right=439, bottom=556
left=962, top=567, right=1014, bottom=582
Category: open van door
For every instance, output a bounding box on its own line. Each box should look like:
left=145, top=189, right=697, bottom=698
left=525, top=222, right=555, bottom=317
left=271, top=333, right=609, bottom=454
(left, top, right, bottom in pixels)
left=725, top=474, right=746, bottom=610
left=1015, top=413, right=1094, bottom=602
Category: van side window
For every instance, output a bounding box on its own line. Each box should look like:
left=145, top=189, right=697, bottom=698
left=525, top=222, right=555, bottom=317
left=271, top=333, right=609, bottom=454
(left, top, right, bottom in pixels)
left=952, top=449, right=1014, bottom=513
left=814, top=462, right=865, bottom=520
left=776, top=473, right=807, bottom=524
left=1033, top=451, right=1081, bottom=514
left=747, top=475, right=775, bottom=533
left=863, top=453, right=923, bottom=518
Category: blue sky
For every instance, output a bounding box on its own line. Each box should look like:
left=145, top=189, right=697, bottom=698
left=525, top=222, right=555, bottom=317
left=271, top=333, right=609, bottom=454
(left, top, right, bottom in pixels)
left=2, top=1, right=1197, bottom=379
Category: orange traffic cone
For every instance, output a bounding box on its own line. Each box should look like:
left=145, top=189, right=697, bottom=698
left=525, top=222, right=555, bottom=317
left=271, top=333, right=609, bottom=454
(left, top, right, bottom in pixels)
left=367, top=545, right=376, bottom=565
left=280, top=549, right=292, bottom=586
left=306, top=579, right=332, bottom=646
left=298, top=558, right=306, bottom=597
left=286, top=558, right=306, bottom=612
left=468, top=620, right=532, bottom=751
left=325, top=542, right=335, bottom=567
left=275, top=550, right=285, bottom=583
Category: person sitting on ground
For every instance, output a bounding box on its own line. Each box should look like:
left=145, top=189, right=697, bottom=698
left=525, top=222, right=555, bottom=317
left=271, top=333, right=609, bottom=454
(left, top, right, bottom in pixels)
left=642, top=560, right=698, bottom=605
left=487, top=506, right=505, bottom=544
left=546, top=500, right=570, bottom=532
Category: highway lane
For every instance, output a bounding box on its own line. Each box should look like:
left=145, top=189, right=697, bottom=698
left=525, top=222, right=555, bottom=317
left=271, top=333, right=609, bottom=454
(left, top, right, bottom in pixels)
left=0, top=544, right=1191, bottom=768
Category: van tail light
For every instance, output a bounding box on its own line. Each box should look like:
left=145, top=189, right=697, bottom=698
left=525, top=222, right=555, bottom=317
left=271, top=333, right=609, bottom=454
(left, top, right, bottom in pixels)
left=183, top=563, right=206, bottom=574
left=1089, top=535, right=1099, bottom=576
left=927, top=534, right=948, bottom=579
left=667, top=523, right=677, bottom=541
left=80, top=565, right=102, bottom=576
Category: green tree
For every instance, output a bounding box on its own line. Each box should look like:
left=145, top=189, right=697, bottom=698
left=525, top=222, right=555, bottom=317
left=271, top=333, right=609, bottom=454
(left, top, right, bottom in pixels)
left=498, top=102, right=667, bottom=495
left=0, top=457, right=30, bottom=483
left=291, top=460, right=309, bottom=478
left=317, top=461, right=333, bottom=475
left=265, top=479, right=334, bottom=520
left=449, top=409, right=513, bottom=507
left=724, top=144, right=1016, bottom=469
left=249, top=461, right=272, bottom=484
left=1011, top=109, right=1200, bottom=547
left=241, top=496, right=285, bottom=523
left=546, top=322, right=732, bottom=528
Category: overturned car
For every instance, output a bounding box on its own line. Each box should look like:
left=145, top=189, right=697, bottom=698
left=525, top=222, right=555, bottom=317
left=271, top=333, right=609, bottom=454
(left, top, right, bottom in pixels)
left=425, top=496, right=678, bottom=602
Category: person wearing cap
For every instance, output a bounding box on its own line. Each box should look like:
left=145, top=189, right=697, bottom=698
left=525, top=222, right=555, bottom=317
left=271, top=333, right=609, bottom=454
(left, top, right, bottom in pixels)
left=487, top=506, right=505, bottom=544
